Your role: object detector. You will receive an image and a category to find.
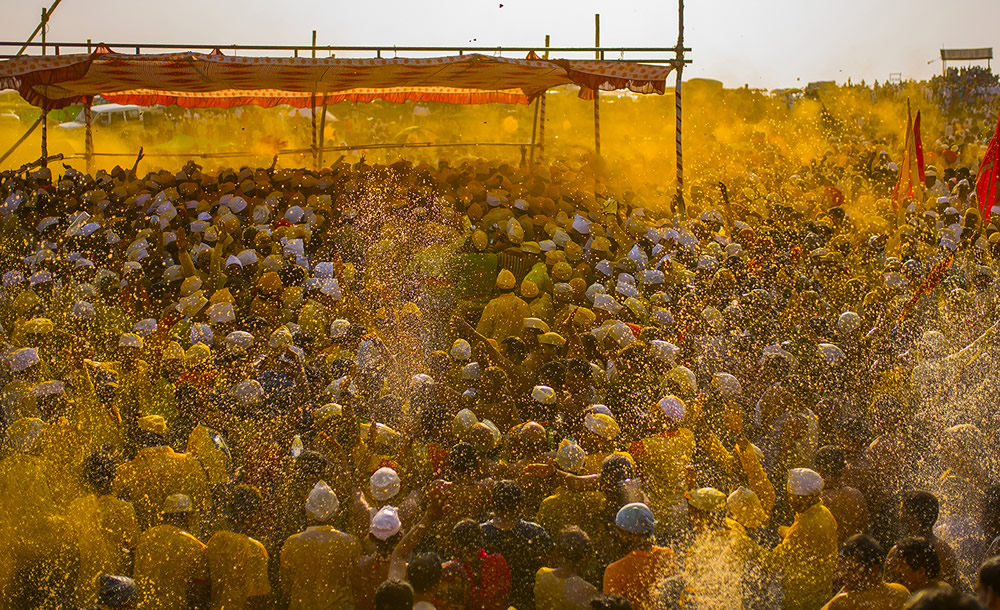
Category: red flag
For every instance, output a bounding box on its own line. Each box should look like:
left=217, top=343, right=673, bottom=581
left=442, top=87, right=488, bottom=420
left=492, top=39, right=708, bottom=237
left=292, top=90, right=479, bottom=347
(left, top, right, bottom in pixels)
left=977, top=110, right=1000, bottom=222
left=891, top=101, right=923, bottom=210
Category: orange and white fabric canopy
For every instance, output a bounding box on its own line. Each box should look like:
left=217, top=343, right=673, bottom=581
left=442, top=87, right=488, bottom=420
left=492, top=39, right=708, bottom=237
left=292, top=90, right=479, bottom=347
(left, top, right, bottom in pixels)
left=0, top=46, right=674, bottom=110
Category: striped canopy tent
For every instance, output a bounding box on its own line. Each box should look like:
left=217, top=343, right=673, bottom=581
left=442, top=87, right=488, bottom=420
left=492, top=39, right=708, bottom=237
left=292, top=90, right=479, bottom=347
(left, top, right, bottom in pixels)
left=0, top=45, right=674, bottom=110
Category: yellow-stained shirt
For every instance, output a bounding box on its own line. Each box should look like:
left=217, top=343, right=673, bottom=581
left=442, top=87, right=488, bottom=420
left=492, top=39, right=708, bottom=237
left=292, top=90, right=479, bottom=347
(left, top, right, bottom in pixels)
left=68, top=493, right=138, bottom=607
left=134, top=524, right=208, bottom=610
left=476, top=293, right=531, bottom=342
left=535, top=567, right=598, bottom=610
left=821, top=582, right=910, bottom=610
left=629, top=429, right=695, bottom=514
left=535, top=487, right=607, bottom=545
left=280, top=525, right=361, bottom=610
left=768, top=501, right=839, bottom=610
left=206, top=531, right=271, bottom=610
left=113, top=446, right=211, bottom=531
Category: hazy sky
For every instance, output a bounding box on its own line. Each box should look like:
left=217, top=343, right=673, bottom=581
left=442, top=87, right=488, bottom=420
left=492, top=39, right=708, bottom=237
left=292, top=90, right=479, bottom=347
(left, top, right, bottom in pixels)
left=3, top=0, right=998, bottom=89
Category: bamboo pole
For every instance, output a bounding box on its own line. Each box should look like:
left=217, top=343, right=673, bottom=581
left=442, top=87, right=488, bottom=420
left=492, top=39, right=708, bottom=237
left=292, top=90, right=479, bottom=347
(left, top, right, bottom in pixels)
left=674, top=0, right=686, bottom=220
left=41, top=111, right=48, bottom=165
left=85, top=102, right=94, bottom=174
left=539, top=35, right=549, bottom=160
left=311, top=30, right=319, bottom=171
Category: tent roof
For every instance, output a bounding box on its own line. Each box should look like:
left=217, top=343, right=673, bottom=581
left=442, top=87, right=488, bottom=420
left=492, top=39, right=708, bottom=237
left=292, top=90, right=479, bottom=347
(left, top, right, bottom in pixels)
left=0, top=47, right=674, bottom=110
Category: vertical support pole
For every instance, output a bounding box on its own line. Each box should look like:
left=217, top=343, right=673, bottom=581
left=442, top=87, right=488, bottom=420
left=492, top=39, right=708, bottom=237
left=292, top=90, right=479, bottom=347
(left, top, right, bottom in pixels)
left=539, top=35, right=550, bottom=160
left=674, top=0, right=686, bottom=220
left=40, top=8, right=47, bottom=56
left=529, top=95, right=539, bottom=165
left=84, top=101, right=94, bottom=174
left=87, top=38, right=91, bottom=53
left=311, top=30, right=319, bottom=171
left=593, top=14, right=601, bottom=157
left=318, top=98, right=327, bottom=170
left=41, top=110, right=48, bottom=165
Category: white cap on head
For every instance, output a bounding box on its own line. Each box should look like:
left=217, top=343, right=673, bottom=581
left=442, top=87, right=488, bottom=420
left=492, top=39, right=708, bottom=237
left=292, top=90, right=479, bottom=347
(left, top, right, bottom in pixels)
left=225, top=331, right=254, bottom=350
left=71, top=301, right=95, bottom=321
left=369, top=467, right=402, bottom=502
left=207, top=303, right=235, bottom=324
left=658, top=395, right=685, bottom=421
left=225, top=255, right=243, bottom=268
left=313, top=262, right=335, bottom=279
left=237, top=249, right=258, bottom=267
left=119, top=333, right=144, bottom=349
left=2, top=271, right=23, bottom=287
left=649, top=340, right=680, bottom=364
left=450, top=339, right=472, bottom=360
left=712, top=372, right=742, bottom=398
left=837, top=311, right=861, bottom=336
left=787, top=468, right=823, bottom=496
left=133, top=318, right=158, bottom=337
left=285, top=206, right=305, bottom=223
left=320, top=279, right=342, bottom=300
left=329, top=319, right=351, bottom=339
left=572, top=214, right=592, bottom=234
left=29, top=270, right=52, bottom=286
left=532, top=385, right=556, bottom=405
left=305, top=480, right=340, bottom=521
left=370, top=506, right=402, bottom=540
left=555, top=439, right=587, bottom=473
left=233, top=379, right=263, bottom=406
left=461, top=362, right=482, bottom=380
left=593, top=293, right=621, bottom=313
left=190, top=323, right=213, bottom=346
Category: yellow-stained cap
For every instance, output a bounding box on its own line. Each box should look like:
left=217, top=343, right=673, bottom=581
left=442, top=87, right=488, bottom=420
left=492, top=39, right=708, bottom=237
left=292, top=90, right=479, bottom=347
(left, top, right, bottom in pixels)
left=538, top=332, right=566, bottom=346
left=163, top=341, right=186, bottom=361
left=209, top=287, right=234, bottom=304
left=24, top=318, right=54, bottom=334
left=257, top=272, right=283, bottom=295
left=138, top=414, right=168, bottom=435
left=401, top=301, right=421, bottom=318
left=686, top=487, right=727, bottom=512
left=521, top=280, right=539, bottom=298
left=552, top=261, right=573, bottom=281
left=185, top=343, right=211, bottom=367
left=496, top=269, right=517, bottom=290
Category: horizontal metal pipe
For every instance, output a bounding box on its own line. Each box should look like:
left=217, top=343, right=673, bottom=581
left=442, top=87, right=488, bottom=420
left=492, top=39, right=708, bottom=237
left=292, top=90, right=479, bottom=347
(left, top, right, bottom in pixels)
left=0, top=41, right=691, bottom=54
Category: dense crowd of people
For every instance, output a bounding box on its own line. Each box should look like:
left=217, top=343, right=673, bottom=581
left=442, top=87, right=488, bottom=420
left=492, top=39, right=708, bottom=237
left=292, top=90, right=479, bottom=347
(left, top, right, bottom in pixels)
left=1, top=71, right=1000, bottom=610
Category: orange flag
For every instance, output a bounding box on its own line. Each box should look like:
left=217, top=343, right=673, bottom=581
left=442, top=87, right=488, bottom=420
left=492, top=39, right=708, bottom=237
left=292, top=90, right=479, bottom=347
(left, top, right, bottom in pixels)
left=976, top=109, right=1000, bottom=222
left=891, top=100, right=924, bottom=211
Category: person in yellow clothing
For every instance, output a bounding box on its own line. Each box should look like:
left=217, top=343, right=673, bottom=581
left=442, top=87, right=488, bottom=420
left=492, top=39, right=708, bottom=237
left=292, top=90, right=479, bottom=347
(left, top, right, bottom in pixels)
left=0, top=417, right=78, bottom=606
left=476, top=269, right=531, bottom=342
left=682, top=487, right=771, bottom=609
left=821, top=534, right=910, bottom=610
left=68, top=452, right=139, bottom=607
left=535, top=440, right=607, bottom=549
left=133, top=494, right=210, bottom=610
left=206, top=485, right=271, bottom=609
left=628, top=395, right=695, bottom=539
left=113, top=415, right=211, bottom=532
left=280, top=480, right=361, bottom=610
left=535, top=527, right=598, bottom=610
left=767, top=468, right=839, bottom=610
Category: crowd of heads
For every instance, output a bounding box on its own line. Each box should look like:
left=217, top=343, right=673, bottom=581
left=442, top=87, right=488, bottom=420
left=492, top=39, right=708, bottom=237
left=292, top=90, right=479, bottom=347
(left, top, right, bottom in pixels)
left=1, top=68, right=1000, bottom=609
